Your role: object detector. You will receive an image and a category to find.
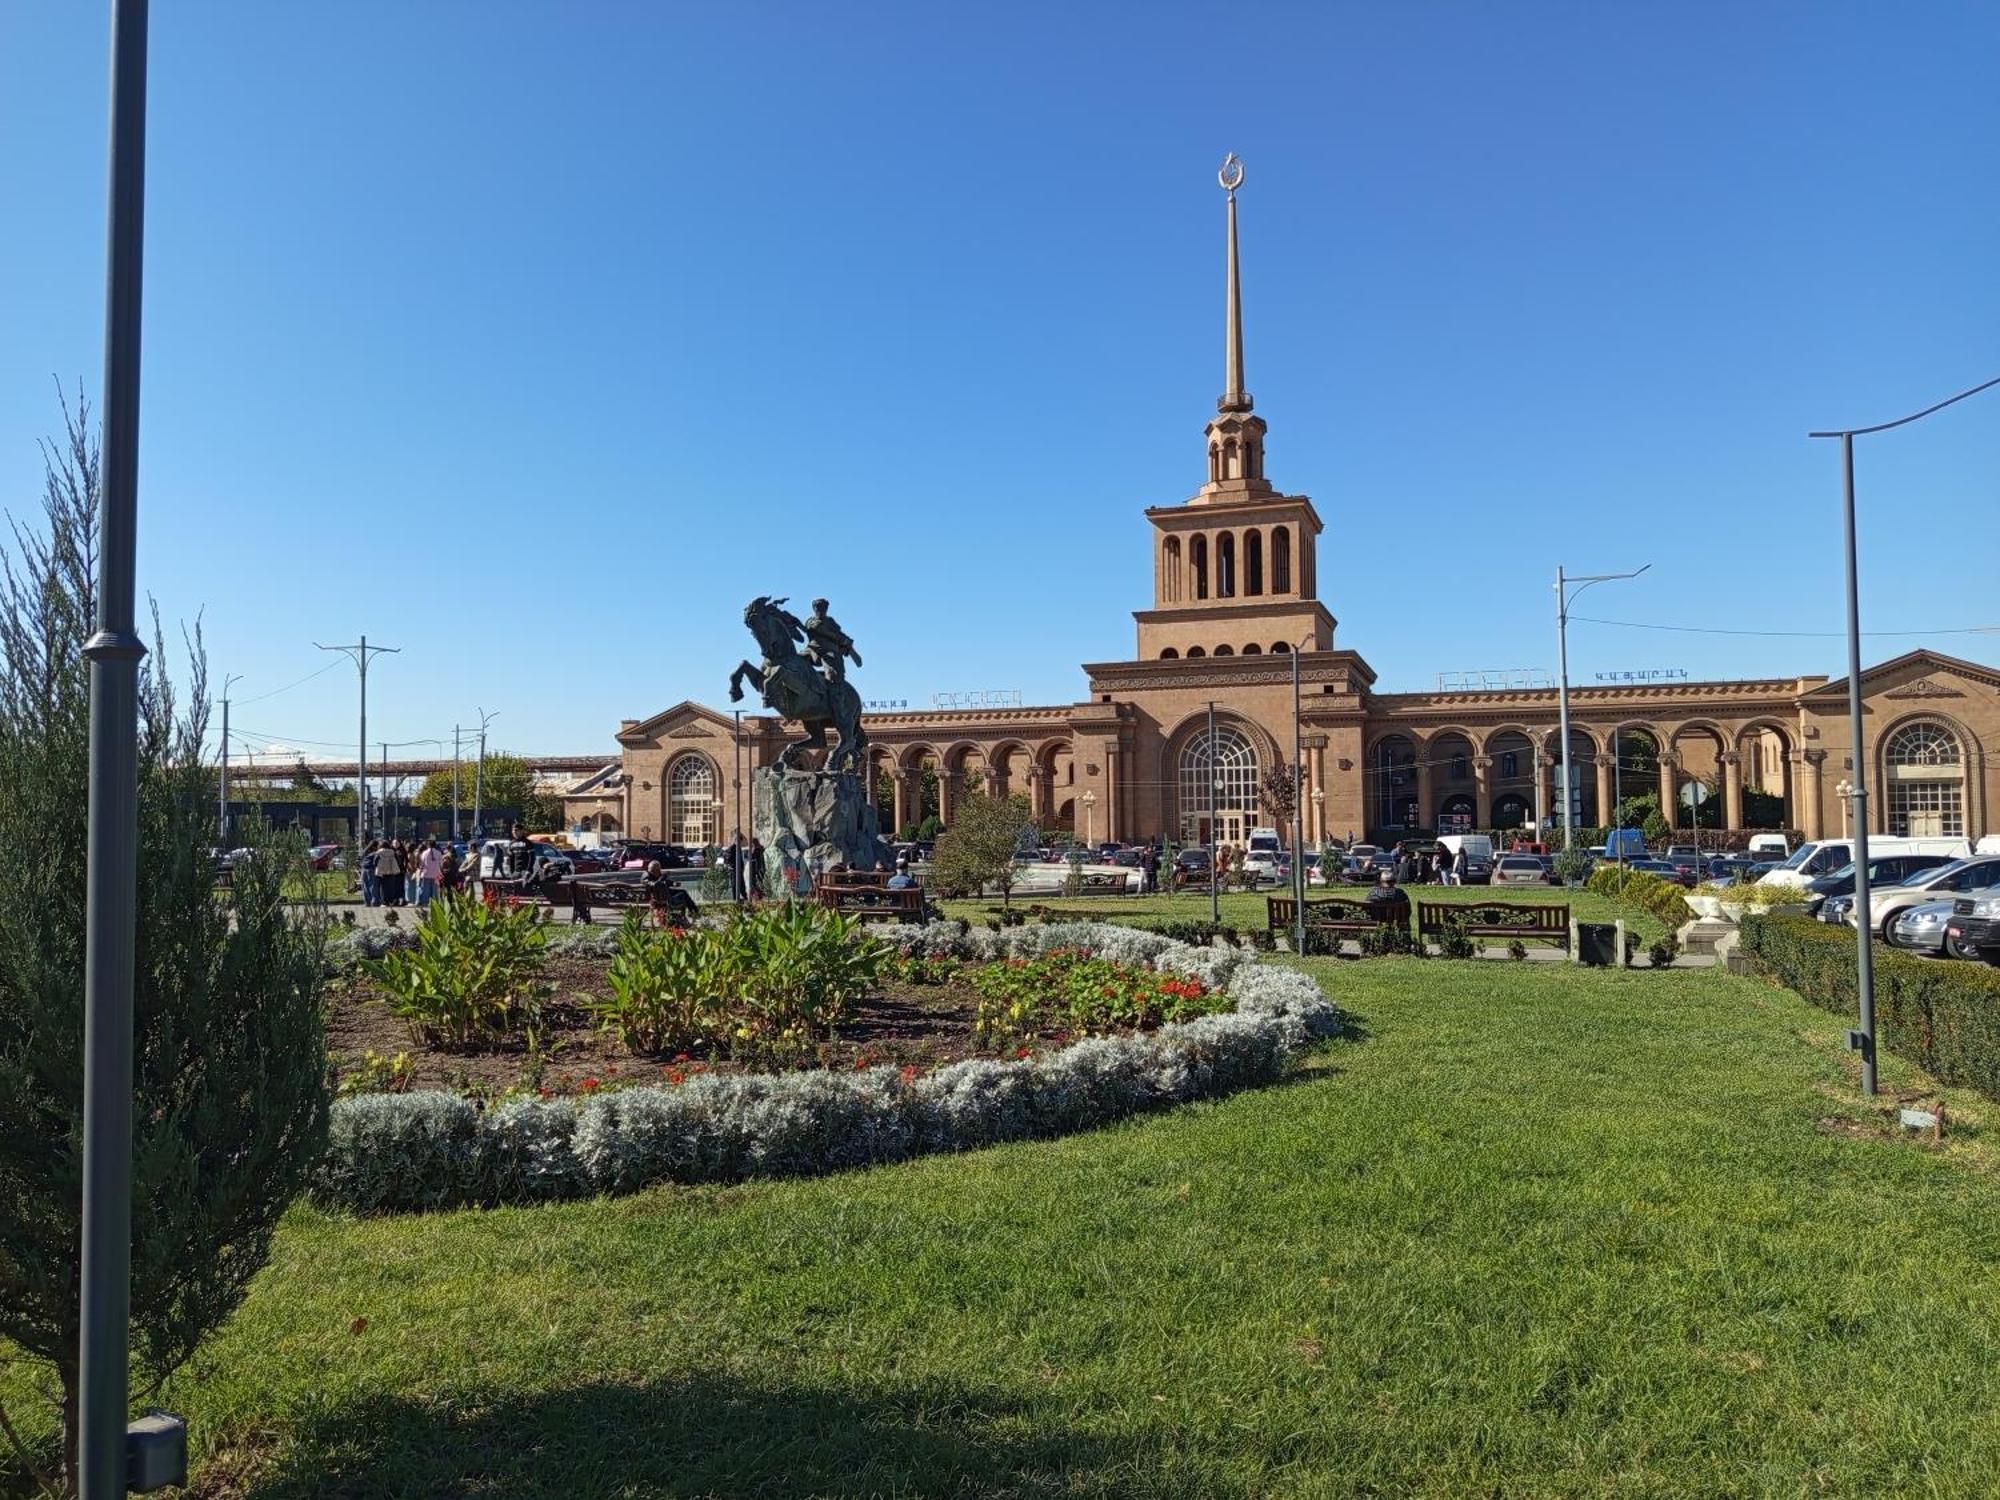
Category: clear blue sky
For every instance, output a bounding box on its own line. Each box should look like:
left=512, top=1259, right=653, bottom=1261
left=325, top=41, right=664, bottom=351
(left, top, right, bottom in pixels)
left=3, top=1, right=1997, bottom=765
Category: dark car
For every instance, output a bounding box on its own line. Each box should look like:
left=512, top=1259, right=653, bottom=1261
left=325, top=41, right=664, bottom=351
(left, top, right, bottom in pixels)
left=1947, top=894, right=2000, bottom=966
left=614, top=841, right=693, bottom=869
left=1172, top=848, right=1213, bottom=888
left=1628, top=858, right=1692, bottom=886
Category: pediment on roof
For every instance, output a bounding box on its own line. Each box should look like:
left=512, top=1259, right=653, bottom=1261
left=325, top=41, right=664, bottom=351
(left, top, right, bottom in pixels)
left=616, top=700, right=743, bottom=746
left=1802, top=648, right=2000, bottom=702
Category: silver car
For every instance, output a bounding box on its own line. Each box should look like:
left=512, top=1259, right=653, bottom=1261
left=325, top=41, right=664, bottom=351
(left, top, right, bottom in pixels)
left=1491, top=855, right=1548, bottom=887
left=1889, top=899, right=1984, bottom=960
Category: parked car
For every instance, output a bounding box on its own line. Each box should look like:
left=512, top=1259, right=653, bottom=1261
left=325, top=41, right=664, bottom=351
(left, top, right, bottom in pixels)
left=1803, top=854, right=1955, bottom=919
left=1626, top=857, right=1693, bottom=887
left=1846, top=856, right=2000, bottom=941
left=1946, top=893, right=2000, bottom=966
left=1492, top=855, right=1550, bottom=887
left=1172, top=847, right=1213, bottom=888
left=308, top=842, right=343, bottom=871
left=1888, top=900, right=1983, bottom=959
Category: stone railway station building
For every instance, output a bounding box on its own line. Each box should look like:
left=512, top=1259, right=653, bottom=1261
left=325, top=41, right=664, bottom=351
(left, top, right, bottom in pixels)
left=566, top=168, right=1999, bottom=853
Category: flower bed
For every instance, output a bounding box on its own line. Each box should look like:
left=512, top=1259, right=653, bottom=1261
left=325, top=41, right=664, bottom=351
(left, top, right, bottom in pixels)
left=315, top=920, right=1341, bottom=1213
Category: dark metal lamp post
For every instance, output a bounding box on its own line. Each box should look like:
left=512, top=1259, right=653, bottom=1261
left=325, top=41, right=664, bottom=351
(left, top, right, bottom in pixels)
left=1809, top=372, right=2000, bottom=1097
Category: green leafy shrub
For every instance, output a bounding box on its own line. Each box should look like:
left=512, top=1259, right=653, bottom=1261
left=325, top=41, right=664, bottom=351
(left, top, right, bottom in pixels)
left=970, top=948, right=1227, bottom=1041
left=1360, top=923, right=1423, bottom=958
left=1587, top=864, right=1692, bottom=926
left=369, top=895, right=550, bottom=1045
left=1152, top=918, right=1222, bottom=947
left=1740, top=915, right=2000, bottom=1100
left=1647, top=933, right=1681, bottom=969
left=1552, top=847, right=1595, bottom=886
left=590, top=912, right=719, bottom=1053
left=718, top=903, right=886, bottom=1057
left=1437, top=917, right=1476, bottom=960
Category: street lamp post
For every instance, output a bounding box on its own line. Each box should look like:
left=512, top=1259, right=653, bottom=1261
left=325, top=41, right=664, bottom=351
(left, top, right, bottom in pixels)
left=217, top=674, right=241, bottom=843
left=1081, top=789, right=1097, bottom=846
left=1555, top=563, right=1650, bottom=852
left=1289, top=633, right=1312, bottom=955
left=1811, top=372, right=1999, bottom=1097
left=1207, top=700, right=1219, bottom=924
left=1836, top=779, right=1853, bottom=837
left=78, top=2, right=159, bottom=1490
left=472, top=706, right=498, bottom=836
left=1311, top=786, right=1325, bottom=854
left=316, top=636, right=400, bottom=845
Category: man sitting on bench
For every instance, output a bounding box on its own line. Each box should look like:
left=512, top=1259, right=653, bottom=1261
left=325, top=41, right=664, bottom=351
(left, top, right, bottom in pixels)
left=886, top=858, right=917, bottom=890
left=1365, top=869, right=1410, bottom=924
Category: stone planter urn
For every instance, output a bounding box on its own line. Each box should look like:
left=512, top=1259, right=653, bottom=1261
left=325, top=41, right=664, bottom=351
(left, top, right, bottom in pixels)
left=1684, top=893, right=1723, bottom=921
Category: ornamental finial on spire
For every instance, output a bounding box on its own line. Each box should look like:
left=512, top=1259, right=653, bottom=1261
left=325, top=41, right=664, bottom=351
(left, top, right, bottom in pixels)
left=1218, top=152, right=1244, bottom=194
left=1219, top=153, right=1250, bottom=413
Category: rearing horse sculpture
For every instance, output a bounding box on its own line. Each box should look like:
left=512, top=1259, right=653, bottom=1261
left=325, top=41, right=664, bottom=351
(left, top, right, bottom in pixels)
left=729, top=596, right=869, bottom=773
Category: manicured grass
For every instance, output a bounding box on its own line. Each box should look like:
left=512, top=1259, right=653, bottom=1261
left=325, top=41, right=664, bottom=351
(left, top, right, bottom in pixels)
left=13, top=956, right=2000, bottom=1497
left=948, top=880, right=1674, bottom=942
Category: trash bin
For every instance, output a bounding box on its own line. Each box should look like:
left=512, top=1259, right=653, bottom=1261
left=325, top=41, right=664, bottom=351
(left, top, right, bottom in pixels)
left=1577, top=921, right=1617, bottom=967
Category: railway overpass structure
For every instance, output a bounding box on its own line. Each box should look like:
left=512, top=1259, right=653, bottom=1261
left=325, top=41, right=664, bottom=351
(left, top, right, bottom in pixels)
left=286, top=752, right=609, bottom=781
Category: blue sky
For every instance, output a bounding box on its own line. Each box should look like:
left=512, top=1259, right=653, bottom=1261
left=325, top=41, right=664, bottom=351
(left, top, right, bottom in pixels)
left=3, top=1, right=1996, bottom=765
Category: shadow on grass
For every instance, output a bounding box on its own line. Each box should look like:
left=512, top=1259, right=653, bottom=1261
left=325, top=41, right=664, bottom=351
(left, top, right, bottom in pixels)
left=207, top=1374, right=1145, bottom=1500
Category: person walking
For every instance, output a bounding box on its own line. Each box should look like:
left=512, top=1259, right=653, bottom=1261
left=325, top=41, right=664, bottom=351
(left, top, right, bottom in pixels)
left=747, top=837, right=767, bottom=902
left=1141, top=844, right=1159, bottom=895
left=360, top=838, right=381, bottom=906
left=374, top=839, right=403, bottom=907
left=439, top=844, right=463, bottom=897
left=416, top=838, right=443, bottom=909
left=1452, top=844, right=1469, bottom=887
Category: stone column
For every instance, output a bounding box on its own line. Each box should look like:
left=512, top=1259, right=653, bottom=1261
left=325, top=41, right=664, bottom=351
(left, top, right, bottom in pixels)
left=1722, top=750, right=1744, bottom=831
left=1472, top=755, right=1492, bottom=828
left=1801, top=749, right=1827, bottom=841
left=891, top=770, right=911, bottom=836
left=1532, top=745, right=1547, bottom=831
left=1415, top=761, right=1434, bottom=831
left=1309, top=743, right=1327, bottom=842
left=937, top=772, right=956, bottom=829
left=1657, top=751, right=1678, bottom=823
left=1025, top=766, right=1047, bottom=823
left=1594, top=755, right=1613, bottom=829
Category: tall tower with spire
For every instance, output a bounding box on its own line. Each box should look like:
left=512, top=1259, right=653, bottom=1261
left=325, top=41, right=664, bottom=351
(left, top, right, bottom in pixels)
left=1131, top=155, right=1335, bottom=662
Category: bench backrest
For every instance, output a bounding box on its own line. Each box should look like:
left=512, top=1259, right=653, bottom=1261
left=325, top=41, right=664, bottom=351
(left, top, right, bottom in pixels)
left=1416, top=901, right=1569, bottom=932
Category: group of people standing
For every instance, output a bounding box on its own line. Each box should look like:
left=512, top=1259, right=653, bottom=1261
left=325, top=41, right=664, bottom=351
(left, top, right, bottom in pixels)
left=359, top=837, right=460, bottom=908
left=1394, top=845, right=1470, bottom=886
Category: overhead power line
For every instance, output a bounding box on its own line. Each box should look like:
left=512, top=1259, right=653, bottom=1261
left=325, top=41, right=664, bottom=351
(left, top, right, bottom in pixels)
left=1571, top=615, right=2000, bottom=640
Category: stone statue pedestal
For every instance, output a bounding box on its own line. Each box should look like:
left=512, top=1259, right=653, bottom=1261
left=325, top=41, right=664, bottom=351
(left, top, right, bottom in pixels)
left=753, top=768, right=883, bottom=896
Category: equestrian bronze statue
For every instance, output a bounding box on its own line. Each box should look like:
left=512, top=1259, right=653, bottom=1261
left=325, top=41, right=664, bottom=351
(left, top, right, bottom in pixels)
left=729, top=595, right=870, bottom=773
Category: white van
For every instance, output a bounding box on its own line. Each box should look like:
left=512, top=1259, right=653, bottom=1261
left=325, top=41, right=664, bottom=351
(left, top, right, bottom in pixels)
left=1436, top=833, right=1494, bottom=864
left=1242, top=827, right=1286, bottom=885
left=1758, top=836, right=1971, bottom=889
left=1746, top=833, right=1791, bottom=860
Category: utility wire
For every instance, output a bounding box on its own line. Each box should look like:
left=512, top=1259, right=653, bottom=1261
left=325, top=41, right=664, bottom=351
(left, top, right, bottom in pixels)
left=230, top=658, right=343, bottom=706
left=1571, top=614, right=2000, bottom=639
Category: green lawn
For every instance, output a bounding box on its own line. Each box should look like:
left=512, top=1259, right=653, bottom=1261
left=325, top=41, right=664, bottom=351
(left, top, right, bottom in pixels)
left=949, top=880, right=1675, bottom=942
left=13, top=953, right=2000, bottom=1497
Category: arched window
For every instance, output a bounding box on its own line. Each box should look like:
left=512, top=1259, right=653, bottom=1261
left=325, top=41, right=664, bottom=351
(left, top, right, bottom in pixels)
left=1245, top=529, right=1263, bottom=595
left=1242, top=643, right=1262, bottom=655
left=1885, top=720, right=1966, bottom=836
left=1215, top=644, right=1234, bottom=657
left=1270, top=641, right=1290, bottom=653
left=1163, top=536, right=1182, bottom=602
left=1223, top=438, right=1239, bottom=479
left=1887, top=722, right=1961, bottom=766
left=1187, top=646, right=1206, bottom=659
left=1217, top=533, right=1236, bottom=597
left=1180, top=723, right=1260, bottom=846
left=1273, top=528, right=1292, bottom=593
left=1208, top=444, right=1221, bottom=484
left=1191, top=535, right=1209, bottom=600
left=667, top=755, right=717, bottom=847
left=1160, top=647, right=1179, bottom=660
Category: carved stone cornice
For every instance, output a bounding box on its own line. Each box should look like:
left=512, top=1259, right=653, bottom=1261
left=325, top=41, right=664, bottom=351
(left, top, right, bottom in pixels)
left=1884, top=679, right=1966, bottom=700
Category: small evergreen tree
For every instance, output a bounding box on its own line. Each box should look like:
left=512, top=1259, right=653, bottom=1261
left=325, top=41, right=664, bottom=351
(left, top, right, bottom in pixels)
left=0, top=396, right=329, bottom=1492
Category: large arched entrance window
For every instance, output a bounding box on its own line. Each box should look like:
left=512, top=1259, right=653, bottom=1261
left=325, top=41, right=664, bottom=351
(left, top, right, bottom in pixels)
left=1180, top=724, right=1260, bottom=847
left=667, top=754, right=717, bottom=846
left=1884, top=721, right=1966, bottom=836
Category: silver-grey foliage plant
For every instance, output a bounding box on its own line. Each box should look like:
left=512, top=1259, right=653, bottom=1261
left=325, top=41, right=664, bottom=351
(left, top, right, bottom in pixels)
left=316, top=921, right=1339, bottom=1214
left=0, top=395, right=329, bottom=1491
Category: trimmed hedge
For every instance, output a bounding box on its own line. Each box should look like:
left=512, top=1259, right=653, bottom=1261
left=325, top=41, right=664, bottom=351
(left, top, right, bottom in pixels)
left=316, top=922, right=1342, bottom=1214
left=1739, top=915, right=2000, bottom=1101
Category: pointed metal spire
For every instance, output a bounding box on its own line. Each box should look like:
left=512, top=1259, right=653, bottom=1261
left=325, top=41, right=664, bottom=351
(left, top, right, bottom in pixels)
left=1219, top=152, right=1252, bottom=413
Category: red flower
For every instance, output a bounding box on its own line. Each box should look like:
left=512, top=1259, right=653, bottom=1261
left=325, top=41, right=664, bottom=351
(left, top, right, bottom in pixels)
left=536, top=1086, right=552, bottom=1098
left=899, top=1064, right=919, bottom=1084
left=1016, top=1046, right=1032, bottom=1060
left=673, top=1052, right=691, bottom=1063
left=579, top=1076, right=602, bottom=1093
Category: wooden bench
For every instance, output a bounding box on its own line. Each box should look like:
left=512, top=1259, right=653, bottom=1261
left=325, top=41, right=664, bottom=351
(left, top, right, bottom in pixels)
left=1417, top=900, right=1570, bottom=949
left=1075, top=871, right=1132, bottom=896
left=1268, top=894, right=1406, bottom=954
left=815, top=873, right=927, bottom=923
